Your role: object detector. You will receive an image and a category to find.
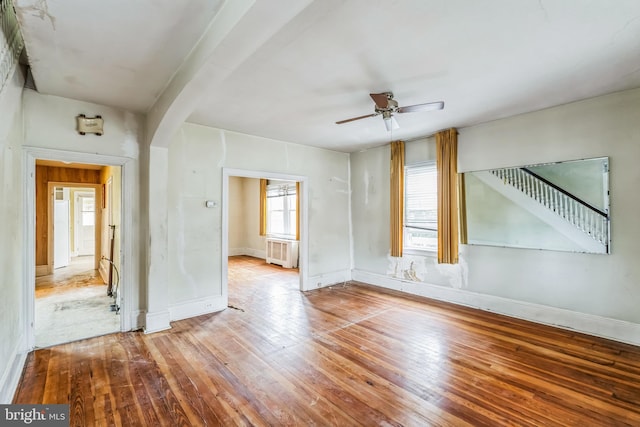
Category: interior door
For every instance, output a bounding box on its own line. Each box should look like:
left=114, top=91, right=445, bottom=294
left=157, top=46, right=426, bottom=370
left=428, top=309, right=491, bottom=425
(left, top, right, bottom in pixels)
left=54, top=200, right=70, bottom=269
left=75, top=192, right=96, bottom=256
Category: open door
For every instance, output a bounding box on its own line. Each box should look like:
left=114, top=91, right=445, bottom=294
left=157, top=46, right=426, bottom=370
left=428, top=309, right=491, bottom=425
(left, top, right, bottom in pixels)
left=53, top=199, right=70, bottom=269
left=75, top=191, right=96, bottom=256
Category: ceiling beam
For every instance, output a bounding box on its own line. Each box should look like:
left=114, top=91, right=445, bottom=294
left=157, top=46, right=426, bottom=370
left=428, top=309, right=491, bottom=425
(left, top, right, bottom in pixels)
left=146, top=0, right=314, bottom=148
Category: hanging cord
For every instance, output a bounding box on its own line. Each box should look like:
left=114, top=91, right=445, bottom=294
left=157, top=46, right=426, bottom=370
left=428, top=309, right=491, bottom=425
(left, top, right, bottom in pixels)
left=101, top=256, right=120, bottom=313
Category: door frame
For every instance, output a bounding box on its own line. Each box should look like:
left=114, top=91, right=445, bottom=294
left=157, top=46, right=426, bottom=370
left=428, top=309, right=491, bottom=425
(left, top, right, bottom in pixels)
left=23, top=147, right=134, bottom=351
left=221, top=168, right=309, bottom=306
left=48, top=183, right=102, bottom=272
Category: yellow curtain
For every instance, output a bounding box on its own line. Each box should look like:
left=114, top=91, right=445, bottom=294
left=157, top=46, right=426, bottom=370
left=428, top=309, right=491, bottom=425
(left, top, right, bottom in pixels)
left=295, top=181, right=301, bottom=241
left=259, top=179, right=267, bottom=236
left=436, top=128, right=459, bottom=264
left=390, top=140, right=405, bottom=257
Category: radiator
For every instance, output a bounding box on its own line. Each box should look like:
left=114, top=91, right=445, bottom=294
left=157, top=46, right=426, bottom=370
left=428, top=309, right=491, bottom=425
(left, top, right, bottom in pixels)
left=265, top=238, right=299, bottom=268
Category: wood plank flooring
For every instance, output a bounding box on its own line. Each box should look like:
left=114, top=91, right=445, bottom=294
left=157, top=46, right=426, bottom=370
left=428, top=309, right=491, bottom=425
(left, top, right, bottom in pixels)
left=14, top=256, right=640, bottom=426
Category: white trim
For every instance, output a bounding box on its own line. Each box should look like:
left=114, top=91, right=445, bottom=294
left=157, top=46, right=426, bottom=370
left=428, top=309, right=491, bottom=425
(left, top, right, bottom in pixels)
left=0, top=334, right=26, bottom=404
left=228, top=247, right=266, bottom=259
left=143, top=310, right=171, bottom=334
left=0, top=0, right=24, bottom=94
left=352, top=269, right=640, bottom=347
left=222, top=168, right=309, bottom=300
left=308, top=270, right=352, bottom=290
left=131, top=310, right=145, bottom=331
left=23, top=147, right=135, bottom=351
left=169, top=295, right=226, bottom=322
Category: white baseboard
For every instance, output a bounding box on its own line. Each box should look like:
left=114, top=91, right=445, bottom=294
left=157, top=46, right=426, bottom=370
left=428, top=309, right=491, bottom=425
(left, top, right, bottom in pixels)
left=130, top=310, right=145, bottom=331
left=352, top=269, right=640, bottom=347
left=0, top=334, right=27, bottom=404
left=169, top=295, right=226, bottom=322
left=229, top=248, right=266, bottom=259
left=306, top=270, right=352, bottom=291
left=144, top=310, right=172, bottom=334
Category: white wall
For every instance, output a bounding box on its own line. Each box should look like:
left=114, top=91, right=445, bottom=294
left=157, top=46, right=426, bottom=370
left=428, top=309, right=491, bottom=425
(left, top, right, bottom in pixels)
left=167, top=123, right=351, bottom=307
left=352, top=137, right=461, bottom=286
left=243, top=178, right=264, bottom=256
left=228, top=176, right=245, bottom=252
left=351, top=88, right=640, bottom=345
left=228, top=176, right=264, bottom=258
left=0, top=65, right=25, bottom=403
left=23, top=90, right=141, bottom=158
left=22, top=90, right=146, bottom=329
left=459, top=88, right=640, bottom=321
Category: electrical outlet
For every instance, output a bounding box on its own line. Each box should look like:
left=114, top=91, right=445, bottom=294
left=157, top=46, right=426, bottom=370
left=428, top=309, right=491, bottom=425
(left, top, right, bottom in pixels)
left=204, top=302, right=213, bottom=310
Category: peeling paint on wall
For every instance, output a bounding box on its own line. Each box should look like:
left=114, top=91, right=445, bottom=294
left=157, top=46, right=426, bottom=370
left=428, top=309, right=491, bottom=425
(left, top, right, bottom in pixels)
left=387, top=254, right=428, bottom=282
left=434, top=259, right=468, bottom=290
left=0, top=0, right=25, bottom=93
left=386, top=252, right=468, bottom=289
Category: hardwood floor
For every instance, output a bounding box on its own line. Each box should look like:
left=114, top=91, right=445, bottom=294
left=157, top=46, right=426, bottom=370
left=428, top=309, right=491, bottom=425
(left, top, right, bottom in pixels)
left=14, top=256, right=640, bottom=426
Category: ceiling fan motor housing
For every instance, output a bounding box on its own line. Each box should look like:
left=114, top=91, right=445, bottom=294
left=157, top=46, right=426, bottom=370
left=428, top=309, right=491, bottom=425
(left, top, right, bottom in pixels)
left=335, top=91, right=443, bottom=126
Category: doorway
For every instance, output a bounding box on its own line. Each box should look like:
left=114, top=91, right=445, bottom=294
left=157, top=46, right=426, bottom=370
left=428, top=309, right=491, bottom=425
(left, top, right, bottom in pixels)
left=24, top=147, right=136, bottom=351
left=227, top=176, right=301, bottom=308
left=222, top=168, right=309, bottom=312
left=33, top=160, right=122, bottom=348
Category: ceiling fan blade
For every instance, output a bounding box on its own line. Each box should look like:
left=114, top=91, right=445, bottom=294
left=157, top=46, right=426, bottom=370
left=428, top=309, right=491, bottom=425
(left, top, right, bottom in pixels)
left=397, top=101, right=444, bottom=114
left=370, top=93, right=390, bottom=109
left=335, top=113, right=378, bottom=124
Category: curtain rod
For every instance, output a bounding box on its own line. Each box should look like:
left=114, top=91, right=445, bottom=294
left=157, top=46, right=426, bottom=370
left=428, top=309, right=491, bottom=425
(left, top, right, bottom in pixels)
left=394, top=128, right=459, bottom=144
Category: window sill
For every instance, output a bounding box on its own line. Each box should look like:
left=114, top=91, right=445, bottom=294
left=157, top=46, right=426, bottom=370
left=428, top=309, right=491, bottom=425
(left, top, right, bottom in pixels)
left=402, top=248, right=437, bottom=257
left=266, top=235, right=297, bottom=241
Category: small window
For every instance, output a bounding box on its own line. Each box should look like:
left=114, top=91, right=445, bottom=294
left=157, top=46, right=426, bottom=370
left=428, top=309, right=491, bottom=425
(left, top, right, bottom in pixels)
left=81, top=196, right=95, bottom=226
left=404, top=163, right=437, bottom=252
left=266, top=182, right=297, bottom=239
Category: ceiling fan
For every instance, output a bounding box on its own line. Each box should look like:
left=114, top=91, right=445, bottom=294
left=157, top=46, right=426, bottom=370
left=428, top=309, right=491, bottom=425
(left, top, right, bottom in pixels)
left=336, top=92, right=444, bottom=131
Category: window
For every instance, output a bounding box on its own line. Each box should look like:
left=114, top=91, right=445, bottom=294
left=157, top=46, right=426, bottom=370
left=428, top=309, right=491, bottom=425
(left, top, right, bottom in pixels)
left=266, top=181, right=297, bottom=238
left=404, top=163, right=437, bottom=252
left=81, top=196, right=95, bottom=226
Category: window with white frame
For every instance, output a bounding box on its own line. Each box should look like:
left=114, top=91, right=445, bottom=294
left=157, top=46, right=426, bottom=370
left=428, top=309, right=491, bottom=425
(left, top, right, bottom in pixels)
left=267, top=181, right=297, bottom=238
left=404, top=162, right=438, bottom=252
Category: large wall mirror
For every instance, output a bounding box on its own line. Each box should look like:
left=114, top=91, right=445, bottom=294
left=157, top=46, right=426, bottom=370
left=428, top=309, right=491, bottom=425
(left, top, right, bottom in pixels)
left=462, top=157, right=610, bottom=254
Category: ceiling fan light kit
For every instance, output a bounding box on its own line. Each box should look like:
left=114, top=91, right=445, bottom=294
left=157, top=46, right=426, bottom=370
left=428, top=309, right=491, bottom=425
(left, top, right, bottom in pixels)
left=382, top=111, right=399, bottom=131
left=336, top=92, right=444, bottom=131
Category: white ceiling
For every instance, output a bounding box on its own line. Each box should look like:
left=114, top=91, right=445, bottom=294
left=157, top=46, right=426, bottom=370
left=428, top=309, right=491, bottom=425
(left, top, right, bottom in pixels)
left=14, top=0, right=640, bottom=153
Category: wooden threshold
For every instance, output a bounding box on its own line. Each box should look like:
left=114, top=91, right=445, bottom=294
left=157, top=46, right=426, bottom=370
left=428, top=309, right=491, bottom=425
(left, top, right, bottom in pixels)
left=13, top=256, right=640, bottom=426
